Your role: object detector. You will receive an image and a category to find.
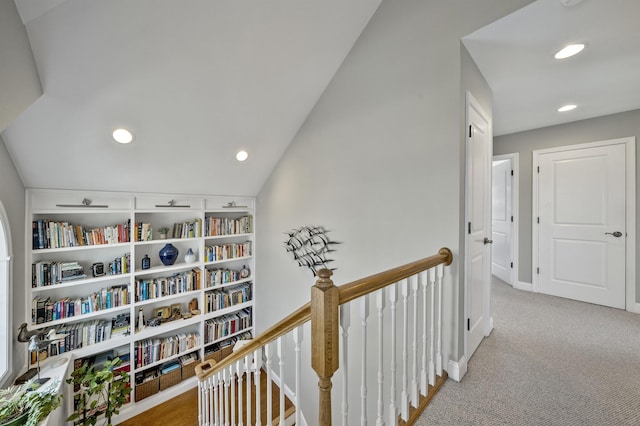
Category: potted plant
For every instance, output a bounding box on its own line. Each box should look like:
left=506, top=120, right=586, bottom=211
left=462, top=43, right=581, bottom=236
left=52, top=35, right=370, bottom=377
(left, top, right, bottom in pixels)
left=66, top=357, right=131, bottom=426
left=157, top=227, right=169, bottom=239
left=0, top=381, right=63, bottom=426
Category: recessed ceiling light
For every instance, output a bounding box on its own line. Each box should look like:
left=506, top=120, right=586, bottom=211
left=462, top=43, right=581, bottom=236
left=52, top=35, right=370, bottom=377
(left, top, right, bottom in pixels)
left=112, top=128, right=134, bottom=144
left=554, top=43, right=585, bottom=60
left=236, top=150, right=248, bottom=162
left=557, top=104, right=577, bottom=112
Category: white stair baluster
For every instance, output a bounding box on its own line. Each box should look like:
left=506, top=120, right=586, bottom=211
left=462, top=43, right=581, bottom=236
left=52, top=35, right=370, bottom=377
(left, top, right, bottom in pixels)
left=254, top=349, right=262, bottom=426
left=237, top=360, right=244, bottom=426
left=293, top=326, right=303, bottom=426
left=266, top=343, right=273, bottom=425
left=388, top=283, right=398, bottom=426
left=420, top=270, right=429, bottom=396
left=230, top=364, right=236, bottom=426
left=436, top=263, right=444, bottom=376
left=213, top=373, right=219, bottom=426
left=376, top=289, right=386, bottom=426
left=360, top=295, right=369, bottom=426
left=410, top=274, right=419, bottom=407
left=278, top=337, right=285, bottom=426
left=340, top=302, right=351, bottom=426
left=245, top=355, right=252, bottom=426
left=400, top=278, right=409, bottom=421
left=428, top=268, right=436, bottom=386
left=223, top=370, right=230, bottom=426
left=198, top=380, right=203, bottom=426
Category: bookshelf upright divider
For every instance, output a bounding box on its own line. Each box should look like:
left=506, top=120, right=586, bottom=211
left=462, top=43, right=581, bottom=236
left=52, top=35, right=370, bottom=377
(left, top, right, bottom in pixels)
left=26, top=189, right=255, bottom=421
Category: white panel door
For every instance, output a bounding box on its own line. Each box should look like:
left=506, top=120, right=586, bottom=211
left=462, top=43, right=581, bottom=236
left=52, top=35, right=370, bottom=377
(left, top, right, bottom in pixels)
left=492, top=159, right=513, bottom=284
left=465, top=93, right=492, bottom=359
left=537, top=143, right=626, bottom=309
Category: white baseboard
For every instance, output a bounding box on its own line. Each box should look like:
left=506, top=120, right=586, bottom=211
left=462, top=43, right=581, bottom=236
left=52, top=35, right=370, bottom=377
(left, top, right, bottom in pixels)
left=447, top=355, right=467, bottom=382
left=514, top=281, right=533, bottom=292
left=627, top=301, right=640, bottom=314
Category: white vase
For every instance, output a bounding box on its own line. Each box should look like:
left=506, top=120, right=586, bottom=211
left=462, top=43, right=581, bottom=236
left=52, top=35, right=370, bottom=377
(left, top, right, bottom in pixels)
left=185, top=248, right=196, bottom=264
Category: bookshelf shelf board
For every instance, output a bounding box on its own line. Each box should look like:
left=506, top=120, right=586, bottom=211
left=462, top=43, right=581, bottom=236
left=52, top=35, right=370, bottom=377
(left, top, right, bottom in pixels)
left=32, top=242, right=131, bottom=254
left=203, top=301, right=253, bottom=320
left=204, top=232, right=252, bottom=240
left=135, top=289, right=201, bottom=306
left=31, top=273, right=132, bottom=293
left=204, top=277, right=252, bottom=290
left=204, top=326, right=254, bottom=347
left=31, top=208, right=131, bottom=215
left=133, top=315, right=202, bottom=341
left=133, top=345, right=202, bottom=373
left=204, top=255, right=252, bottom=267
left=134, top=262, right=200, bottom=277
left=31, top=304, right=131, bottom=329
left=133, top=236, right=200, bottom=246
left=71, top=334, right=131, bottom=359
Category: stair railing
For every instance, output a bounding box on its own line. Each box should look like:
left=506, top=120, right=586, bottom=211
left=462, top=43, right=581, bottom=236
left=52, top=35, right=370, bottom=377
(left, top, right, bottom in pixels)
left=196, top=247, right=453, bottom=426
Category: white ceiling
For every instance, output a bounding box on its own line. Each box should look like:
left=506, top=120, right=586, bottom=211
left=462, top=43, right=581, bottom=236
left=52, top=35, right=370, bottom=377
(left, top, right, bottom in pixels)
left=3, top=0, right=381, bottom=195
left=4, top=0, right=638, bottom=195
left=463, top=0, right=640, bottom=136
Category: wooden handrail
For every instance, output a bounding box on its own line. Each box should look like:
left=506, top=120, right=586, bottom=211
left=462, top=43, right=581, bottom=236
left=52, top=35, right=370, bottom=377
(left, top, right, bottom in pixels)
left=196, top=302, right=311, bottom=380
left=196, top=247, right=453, bottom=382
left=338, top=247, right=452, bottom=304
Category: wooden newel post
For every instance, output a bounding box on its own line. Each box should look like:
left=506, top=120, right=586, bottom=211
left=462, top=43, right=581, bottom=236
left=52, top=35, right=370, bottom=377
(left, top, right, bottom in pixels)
left=311, top=268, right=340, bottom=426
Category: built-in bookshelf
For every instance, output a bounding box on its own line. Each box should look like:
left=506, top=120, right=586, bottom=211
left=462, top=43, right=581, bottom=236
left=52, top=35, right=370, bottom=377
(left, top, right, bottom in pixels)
left=25, top=189, right=255, bottom=422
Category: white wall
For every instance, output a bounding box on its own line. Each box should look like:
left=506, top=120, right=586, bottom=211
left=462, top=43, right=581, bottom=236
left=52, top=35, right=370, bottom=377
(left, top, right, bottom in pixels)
left=0, top=136, right=26, bottom=386
left=0, top=0, right=42, bottom=133
left=256, top=0, right=533, bottom=422
left=494, top=108, right=640, bottom=300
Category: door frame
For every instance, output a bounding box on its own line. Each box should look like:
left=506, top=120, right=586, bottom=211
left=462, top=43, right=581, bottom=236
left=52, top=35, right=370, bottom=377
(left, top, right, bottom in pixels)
left=464, top=91, right=493, bottom=363
left=492, top=153, right=519, bottom=288
left=532, top=137, right=637, bottom=313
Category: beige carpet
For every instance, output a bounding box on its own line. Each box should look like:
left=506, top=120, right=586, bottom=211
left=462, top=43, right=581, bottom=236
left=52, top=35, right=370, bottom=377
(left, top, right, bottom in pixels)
left=417, top=278, right=640, bottom=425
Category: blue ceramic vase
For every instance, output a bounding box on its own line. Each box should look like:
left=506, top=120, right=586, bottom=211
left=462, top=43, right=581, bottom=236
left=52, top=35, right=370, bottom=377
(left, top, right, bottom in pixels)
left=159, top=243, right=179, bottom=266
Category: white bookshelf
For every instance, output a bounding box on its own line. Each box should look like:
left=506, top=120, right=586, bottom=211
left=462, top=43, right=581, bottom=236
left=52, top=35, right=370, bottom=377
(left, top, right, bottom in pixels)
left=25, top=188, right=255, bottom=421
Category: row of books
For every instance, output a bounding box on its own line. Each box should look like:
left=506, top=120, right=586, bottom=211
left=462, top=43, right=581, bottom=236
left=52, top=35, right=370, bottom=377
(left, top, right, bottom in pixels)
left=134, top=269, right=201, bottom=302
left=204, top=309, right=252, bottom=343
left=204, top=215, right=253, bottom=236
left=172, top=218, right=202, bottom=239
left=134, top=332, right=200, bottom=368
left=204, top=241, right=252, bottom=262
left=32, top=261, right=85, bottom=287
left=31, top=285, right=129, bottom=324
left=32, top=219, right=130, bottom=249
left=32, top=314, right=131, bottom=363
left=132, top=222, right=152, bottom=242
left=205, top=267, right=248, bottom=287
left=204, top=283, right=252, bottom=313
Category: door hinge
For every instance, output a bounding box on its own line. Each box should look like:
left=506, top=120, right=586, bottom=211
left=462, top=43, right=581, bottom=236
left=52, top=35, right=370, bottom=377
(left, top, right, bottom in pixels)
left=537, top=217, right=540, bottom=224
left=511, top=215, right=514, bottom=222
left=468, top=222, right=471, bottom=234
left=537, top=267, right=540, bottom=274
left=537, top=166, right=540, bottom=173
left=469, top=125, right=472, bottom=137
left=467, top=318, right=470, bottom=331
left=510, top=262, right=513, bottom=268
left=511, top=170, right=514, bottom=176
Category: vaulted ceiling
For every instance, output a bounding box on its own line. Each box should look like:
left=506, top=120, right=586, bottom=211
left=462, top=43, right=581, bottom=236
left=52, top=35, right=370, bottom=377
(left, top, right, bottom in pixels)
left=3, top=0, right=382, bottom=195
left=3, top=0, right=638, bottom=195
left=464, top=0, right=640, bottom=136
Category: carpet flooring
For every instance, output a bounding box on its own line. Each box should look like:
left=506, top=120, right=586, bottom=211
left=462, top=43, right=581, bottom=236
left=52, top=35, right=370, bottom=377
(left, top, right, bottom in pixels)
left=417, top=278, right=640, bottom=426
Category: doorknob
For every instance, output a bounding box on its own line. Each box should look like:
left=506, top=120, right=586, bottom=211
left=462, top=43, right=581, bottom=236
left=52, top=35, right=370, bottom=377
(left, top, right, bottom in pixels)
left=605, top=231, right=623, bottom=237
left=483, top=237, right=493, bottom=245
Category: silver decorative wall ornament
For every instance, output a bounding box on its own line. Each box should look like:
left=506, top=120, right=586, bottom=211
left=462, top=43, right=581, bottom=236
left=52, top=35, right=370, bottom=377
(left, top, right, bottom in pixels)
left=284, top=226, right=340, bottom=276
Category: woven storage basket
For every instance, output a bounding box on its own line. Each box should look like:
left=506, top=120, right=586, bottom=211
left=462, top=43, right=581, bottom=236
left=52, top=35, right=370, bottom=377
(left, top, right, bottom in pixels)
left=181, top=361, right=197, bottom=380
left=135, top=377, right=159, bottom=402
left=159, top=368, right=182, bottom=391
